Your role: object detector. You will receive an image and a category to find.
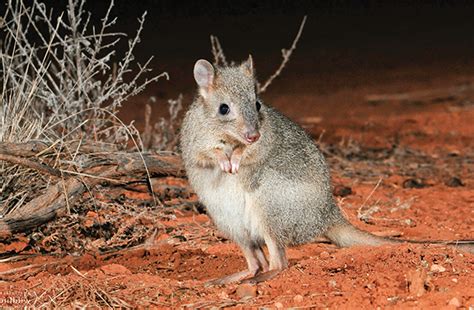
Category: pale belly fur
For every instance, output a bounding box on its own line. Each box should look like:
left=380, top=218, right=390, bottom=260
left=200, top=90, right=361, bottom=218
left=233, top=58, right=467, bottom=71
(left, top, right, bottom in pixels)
left=190, top=167, right=265, bottom=246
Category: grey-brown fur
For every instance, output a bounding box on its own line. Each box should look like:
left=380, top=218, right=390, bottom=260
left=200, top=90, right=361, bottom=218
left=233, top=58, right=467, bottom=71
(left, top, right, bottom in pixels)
left=180, top=57, right=473, bottom=284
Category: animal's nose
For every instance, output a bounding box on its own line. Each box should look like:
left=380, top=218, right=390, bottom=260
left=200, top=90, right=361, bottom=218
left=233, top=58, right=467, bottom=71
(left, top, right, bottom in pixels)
left=245, top=131, right=260, bottom=144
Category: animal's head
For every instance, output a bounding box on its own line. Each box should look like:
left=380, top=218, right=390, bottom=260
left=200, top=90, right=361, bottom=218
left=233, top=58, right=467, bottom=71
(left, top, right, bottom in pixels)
left=193, top=56, right=262, bottom=145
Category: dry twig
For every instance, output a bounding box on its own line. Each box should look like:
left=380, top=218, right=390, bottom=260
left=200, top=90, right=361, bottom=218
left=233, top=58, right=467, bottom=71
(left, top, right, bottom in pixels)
left=210, top=35, right=229, bottom=67
left=258, top=16, right=307, bottom=93
left=357, top=177, right=383, bottom=222
left=208, top=16, right=307, bottom=93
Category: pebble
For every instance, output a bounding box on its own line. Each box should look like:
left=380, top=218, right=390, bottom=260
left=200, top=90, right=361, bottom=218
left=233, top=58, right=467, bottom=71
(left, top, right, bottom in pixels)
left=448, top=297, right=462, bottom=308
left=274, top=302, right=284, bottom=308
left=293, top=295, right=304, bottom=303
left=430, top=264, right=446, bottom=273
left=100, top=264, right=132, bottom=275
left=402, top=178, right=427, bottom=189
left=319, top=251, right=330, bottom=259
left=236, top=283, right=257, bottom=299
left=445, top=177, right=464, bottom=187
left=328, top=279, right=337, bottom=288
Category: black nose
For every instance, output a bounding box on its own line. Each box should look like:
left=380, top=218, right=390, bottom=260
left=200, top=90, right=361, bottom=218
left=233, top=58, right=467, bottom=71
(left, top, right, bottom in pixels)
left=245, top=132, right=260, bottom=143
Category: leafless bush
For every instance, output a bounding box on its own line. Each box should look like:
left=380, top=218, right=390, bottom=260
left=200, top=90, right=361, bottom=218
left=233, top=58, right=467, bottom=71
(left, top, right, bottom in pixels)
left=1, top=0, right=167, bottom=143
left=0, top=0, right=167, bottom=216
left=142, top=94, right=183, bottom=151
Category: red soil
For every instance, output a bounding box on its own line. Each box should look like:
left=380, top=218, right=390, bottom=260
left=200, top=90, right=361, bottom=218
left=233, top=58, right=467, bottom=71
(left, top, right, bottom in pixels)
left=2, top=12, right=474, bottom=309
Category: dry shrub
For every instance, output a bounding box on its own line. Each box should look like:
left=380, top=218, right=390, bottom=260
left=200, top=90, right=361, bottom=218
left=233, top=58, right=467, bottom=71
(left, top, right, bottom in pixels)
left=0, top=0, right=167, bottom=216
left=142, top=94, right=183, bottom=151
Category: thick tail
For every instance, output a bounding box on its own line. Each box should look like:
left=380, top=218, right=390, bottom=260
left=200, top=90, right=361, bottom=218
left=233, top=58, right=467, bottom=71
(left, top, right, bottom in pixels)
left=325, top=222, right=474, bottom=254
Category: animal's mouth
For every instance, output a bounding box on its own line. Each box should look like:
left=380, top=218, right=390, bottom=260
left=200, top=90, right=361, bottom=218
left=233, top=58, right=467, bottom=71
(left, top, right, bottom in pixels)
left=223, top=129, right=260, bottom=146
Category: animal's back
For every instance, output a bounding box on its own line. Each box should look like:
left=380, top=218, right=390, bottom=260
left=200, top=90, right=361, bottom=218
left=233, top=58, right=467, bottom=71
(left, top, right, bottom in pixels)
left=245, top=106, right=345, bottom=245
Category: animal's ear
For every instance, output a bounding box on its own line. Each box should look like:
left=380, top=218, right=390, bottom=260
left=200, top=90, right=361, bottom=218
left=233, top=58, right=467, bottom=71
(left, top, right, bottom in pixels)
left=241, top=54, right=254, bottom=76
left=194, top=60, right=215, bottom=97
left=194, top=59, right=214, bottom=87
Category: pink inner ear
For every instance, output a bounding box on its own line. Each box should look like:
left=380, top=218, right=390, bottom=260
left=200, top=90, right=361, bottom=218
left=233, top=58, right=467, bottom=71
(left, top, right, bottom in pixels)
left=194, top=60, right=214, bottom=88
left=195, top=67, right=210, bottom=86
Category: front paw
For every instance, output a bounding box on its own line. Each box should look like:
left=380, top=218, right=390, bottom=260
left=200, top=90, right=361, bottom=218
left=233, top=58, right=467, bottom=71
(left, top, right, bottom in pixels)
left=218, top=158, right=232, bottom=173
left=230, top=148, right=243, bottom=174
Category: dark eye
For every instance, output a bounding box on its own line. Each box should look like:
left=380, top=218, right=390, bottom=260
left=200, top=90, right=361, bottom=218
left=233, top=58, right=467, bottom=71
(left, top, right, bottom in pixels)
left=219, top=103, right=230, bottom=115
left=256, top=100, right=261, bottom=111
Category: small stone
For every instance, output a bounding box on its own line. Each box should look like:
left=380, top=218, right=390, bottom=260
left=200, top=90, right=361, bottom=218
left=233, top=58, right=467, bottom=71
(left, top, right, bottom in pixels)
left=403, top=178, right=428, bottom=189
left=236, top=283, right=257, bottom=299
left=430, top=264, right=446, bottom=273
left=293, top=295, right=304, bottom=303
left=448, top=297, right=462, bottom=308
left=274, top=302, right=284, bottom=308
left=100, top=264, right=131, bottom=275
left=333, top=185, right=353, bottom=197
left=218, top=291, right=229, bottom=299
left=445, top=177, right=464, bottom=187
left=328, top=279, right=337, bottom=288
left=319, top=251, right=330, bottom=259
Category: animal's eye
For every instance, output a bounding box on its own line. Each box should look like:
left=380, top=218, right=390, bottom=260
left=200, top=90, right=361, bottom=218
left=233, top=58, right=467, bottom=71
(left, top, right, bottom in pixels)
left=219, top=103, right=230, bottom=115
left=256, top=100, right=261, bottom=111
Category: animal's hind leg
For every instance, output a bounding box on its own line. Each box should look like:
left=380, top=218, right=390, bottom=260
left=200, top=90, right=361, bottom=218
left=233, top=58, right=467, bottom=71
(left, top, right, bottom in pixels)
left=254, top=246, right=269, bottom=272
left=205, top=244, right=264, bottom=286
left=242, top=235, right=287, bottom=283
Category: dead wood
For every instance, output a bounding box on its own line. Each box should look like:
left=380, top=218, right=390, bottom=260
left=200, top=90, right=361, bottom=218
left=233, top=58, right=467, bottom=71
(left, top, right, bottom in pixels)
left=0, top=153, right=62, bottom=176
left=0, top=141, right=51, bottom=157
left=0, top=142, right=185, bottom=240
left=0, top=141, right=119, bottom=157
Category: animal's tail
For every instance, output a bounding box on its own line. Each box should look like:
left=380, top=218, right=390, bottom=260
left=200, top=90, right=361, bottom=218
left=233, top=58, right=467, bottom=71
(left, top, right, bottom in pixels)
left=325, top=222, right=474, bottom=254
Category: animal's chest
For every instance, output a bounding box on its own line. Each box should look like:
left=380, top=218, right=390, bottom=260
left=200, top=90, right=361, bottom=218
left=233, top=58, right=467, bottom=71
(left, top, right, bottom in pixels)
left=189, top=168, right=264, bottom=245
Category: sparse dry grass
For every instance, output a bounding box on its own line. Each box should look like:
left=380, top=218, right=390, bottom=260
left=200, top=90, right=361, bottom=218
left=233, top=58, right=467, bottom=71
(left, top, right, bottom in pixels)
left=142, top=94, right=183, bottom=151
left=29, top=269, right=131, bottom=308
left=0, top=0, right=168, bottom=217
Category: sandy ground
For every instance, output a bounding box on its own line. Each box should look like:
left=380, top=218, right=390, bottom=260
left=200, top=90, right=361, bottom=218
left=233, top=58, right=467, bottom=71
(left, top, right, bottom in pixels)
left=1, top=7, right=474, bottom=308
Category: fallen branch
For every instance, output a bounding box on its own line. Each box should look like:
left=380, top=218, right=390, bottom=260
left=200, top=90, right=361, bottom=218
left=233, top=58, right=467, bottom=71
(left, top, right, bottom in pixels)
left=0, top=142, right=185, bottom=240
left=0, top=141, right=118, bottom=157
left=0, top=153, right=62, bottom=177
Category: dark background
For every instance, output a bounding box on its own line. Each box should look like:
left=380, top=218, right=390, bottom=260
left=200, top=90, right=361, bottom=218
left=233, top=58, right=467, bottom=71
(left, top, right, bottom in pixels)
left=15, top=1, right=474, bottom=123
left=87, top=2, right=474, bottom=96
